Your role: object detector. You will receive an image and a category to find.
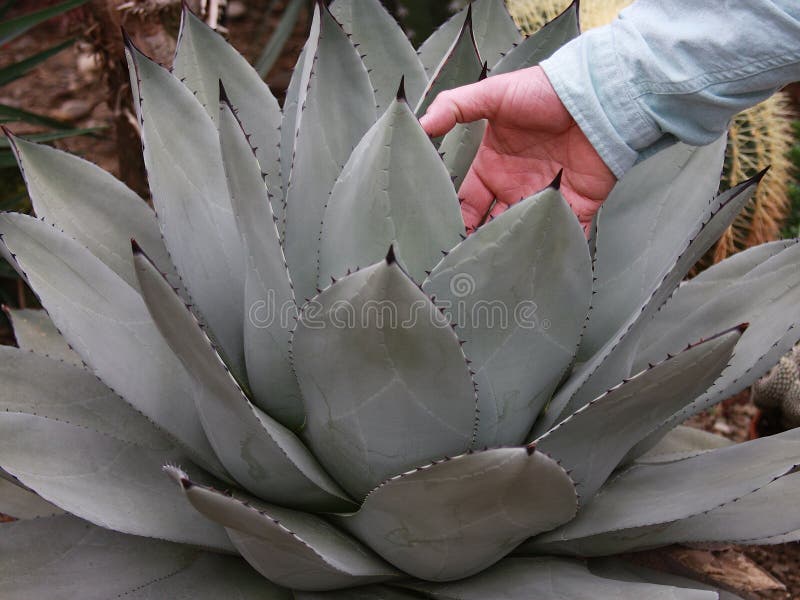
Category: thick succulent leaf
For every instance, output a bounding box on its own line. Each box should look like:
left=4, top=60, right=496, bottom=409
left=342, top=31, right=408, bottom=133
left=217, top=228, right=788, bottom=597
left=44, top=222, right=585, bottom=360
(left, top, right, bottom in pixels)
left=491, top=0, right=580, bottom=75
left=536, top=473, right=800, bottom=557
left=5, top=307, right=80, bottom=365
left=280, top=7, right=320, bottom=201
left=336, top=447, right=577, bottom=581
left=294, top=586, right=421, bottom=600
left=173, top=7, right=283, bottom=217
left=417, top=0, right=522, bottom=76
left=0, top=0, right=88, bottom=46
left=330, top=0, right=427, bottom=110
left=293, top=259, right=477, bottom=500
left=8, top=135, right=178, bottom=290
left=167, top=469, right=398, bottom=591
left=588, top=559, right=738, bottom=599
left=133, top=248, right=354, bottom=512
left=636, top=426, right=734, bottom=464
left=319, top=96, right=464, bottom=286
left=0, top=348, right=231, bottom=550
left=415, top=8, right=484, bottom=118
left=423, top=188, right=591, bottom=447
left=0, top=213, right=223, bottom=476
left=0, top=478, right=63, bottom=519
left=402, top=556, right=716, bottom=599
left=0, top=345, right=172, bottom=447
left=0, top=515, right=288, bottom=600
left=532, top=428, right=800, bottom=545
left=537, top=169, right=763, bottom=435
left=219, top=95, right=302, bottom=430
left=748, top=529, right=800, bottom=545
left=283, top=3, right=377, bottom=303
left=0, top=346, right=229, bottom=545
left=535, top=328, right=740, bottom=501
left=0, top=412, right=232, bottom=550
left=580, top=139, right=727, bottom=362
left=440, top=118, right=486, bottom=192
left=126, top=41, right=246, bottom=378
left=627, top=240, right=800, bottom=459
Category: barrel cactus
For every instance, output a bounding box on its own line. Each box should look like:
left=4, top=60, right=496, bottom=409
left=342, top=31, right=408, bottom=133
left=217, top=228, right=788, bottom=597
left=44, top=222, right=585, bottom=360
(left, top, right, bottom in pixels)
left=1, top=1, right=800, bottom=598
left=752, top=346, right=800, bottom=430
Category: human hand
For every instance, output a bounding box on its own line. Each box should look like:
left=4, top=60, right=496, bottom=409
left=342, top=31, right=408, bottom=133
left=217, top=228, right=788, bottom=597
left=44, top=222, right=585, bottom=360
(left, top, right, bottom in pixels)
left=419, top=66, right=616, bottom=233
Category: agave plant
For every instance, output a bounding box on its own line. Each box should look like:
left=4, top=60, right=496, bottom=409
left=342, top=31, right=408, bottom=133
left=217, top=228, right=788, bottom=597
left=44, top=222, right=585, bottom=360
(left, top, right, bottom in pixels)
left=1, top=1, right=800, bottom=598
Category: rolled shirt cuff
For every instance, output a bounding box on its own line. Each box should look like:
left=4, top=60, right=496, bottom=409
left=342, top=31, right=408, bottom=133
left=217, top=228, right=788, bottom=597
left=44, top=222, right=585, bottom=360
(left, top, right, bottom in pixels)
left=541, top=25, right=660, bottom=179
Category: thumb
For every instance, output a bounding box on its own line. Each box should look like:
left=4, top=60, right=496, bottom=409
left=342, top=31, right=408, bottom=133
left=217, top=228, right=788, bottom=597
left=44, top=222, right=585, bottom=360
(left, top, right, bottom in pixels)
left=418, top=77, right=507, bottom=137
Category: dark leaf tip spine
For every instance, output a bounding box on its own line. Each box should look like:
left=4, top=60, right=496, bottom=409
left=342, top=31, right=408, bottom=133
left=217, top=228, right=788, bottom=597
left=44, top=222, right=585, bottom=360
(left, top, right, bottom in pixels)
left=549, top=168, right=564, bottom=190
left=218, top=79, right=231, bottom=106
left=386, top=244, right=397, bottom=265
left=396, top=75, right=406, bottom=103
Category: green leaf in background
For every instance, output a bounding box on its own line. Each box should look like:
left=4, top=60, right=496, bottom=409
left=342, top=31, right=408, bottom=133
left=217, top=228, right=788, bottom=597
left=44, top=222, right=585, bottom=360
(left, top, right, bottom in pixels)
left=0, top=38, right=75, bottom=86
left=255, top=0, right=305, bottom=78
left=0, top=0, right=88, bottom=46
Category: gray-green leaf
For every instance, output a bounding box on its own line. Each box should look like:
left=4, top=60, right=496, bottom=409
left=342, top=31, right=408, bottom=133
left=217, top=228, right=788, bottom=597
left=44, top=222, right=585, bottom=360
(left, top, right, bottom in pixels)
left=491, top=0, right=580, bottom=75
left=417, top=0, right=522, bottom=76
left=219, top=94, right=302, bottom=430
left=440, top=118, right=486, bottom=192
left=580, top=139, right=727, bottom=362
left=534, top=472, right=800, bottom=557
left=0, top=515, right=288, bottom=600
left=167, top=469, right=398, bottom=591
left=319, top=96, right=464, bottom=287
left=293, top=259, right=477, bottom=500
left=627, top=240, right=800, bottom=459
left=5, top=307, right=80, bottom=365
left=280, top=6, right=320, bottom=203
left=0, top=478, right=63, bottom=520
left=0, top=347, right=231, bottom=550
left=126, top=41, right=246, bottom=378
left=8, top=134, right=178, bottom=290
left=283, top=2, right=377, bottom=303
left=173, top=7, right=284, bottom=219
left=337, top=447, right=577, bottom=581
left=424, top=188, right=591, bottom=447
left=534, top=328, right=740, bottom=503
left=133, top=248, right=354, bottom=512
left=0, top=213, right=223, bottom=477
left=415, top=7, right=484, bottom=118
left=532, top=428, right=800, bottom=544
left=537, top=163, right=762, bottom=435
left=330, top=0, right=427, bottom=111
left=401, top=556, right=715, bottom=599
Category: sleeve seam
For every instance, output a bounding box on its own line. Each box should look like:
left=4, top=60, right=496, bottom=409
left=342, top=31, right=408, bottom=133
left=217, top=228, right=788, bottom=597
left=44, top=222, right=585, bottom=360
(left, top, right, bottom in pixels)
left=632, top=49, right=800, bottom=97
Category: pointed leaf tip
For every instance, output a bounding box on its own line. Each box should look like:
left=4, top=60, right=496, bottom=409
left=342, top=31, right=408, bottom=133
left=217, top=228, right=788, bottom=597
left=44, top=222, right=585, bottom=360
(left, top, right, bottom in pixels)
left=218, top=79, right=232, bottom=107
left=120, top=27, right=136, bottom=52
left=754, top=166, right=771, bottom=182
left=162, top=465, right=193, bottom=490
left=549, top=168, right=564, bottom=190
left=526, top=443, right=536, bottom=456
left=386, top=244, right=397, bottom=265
left=396, top=75, right=406, bottom=102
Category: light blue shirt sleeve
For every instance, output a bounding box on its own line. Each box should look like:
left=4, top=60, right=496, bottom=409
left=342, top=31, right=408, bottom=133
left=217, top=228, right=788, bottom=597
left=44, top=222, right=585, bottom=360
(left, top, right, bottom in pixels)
left=540, top=0, right=800, bottom=178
